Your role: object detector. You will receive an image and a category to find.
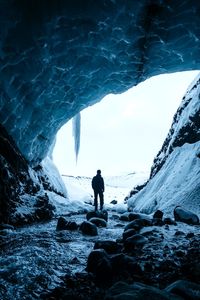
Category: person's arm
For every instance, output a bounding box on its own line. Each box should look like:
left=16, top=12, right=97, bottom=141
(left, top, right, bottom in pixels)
left=102, top=178, right=105, bottom=192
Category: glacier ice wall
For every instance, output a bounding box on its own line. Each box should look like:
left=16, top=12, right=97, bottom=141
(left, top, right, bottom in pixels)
left=128, top=73, right=200, bottom=215
left=0, top=0, right=200, bottom=164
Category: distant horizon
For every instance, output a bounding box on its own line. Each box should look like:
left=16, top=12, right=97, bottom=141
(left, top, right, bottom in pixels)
left=53, top=71, right=199, bottom=177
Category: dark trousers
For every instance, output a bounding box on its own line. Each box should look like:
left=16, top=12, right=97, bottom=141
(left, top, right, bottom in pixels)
left=94, top=191, right=104, bottom=211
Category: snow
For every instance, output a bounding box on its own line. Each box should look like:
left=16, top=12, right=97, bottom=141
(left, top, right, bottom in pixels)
left=41, top=157, right=68, bottom=197
left=59, top=172, right=148, bottom=214
left=128, top=142, right=200, bottom=217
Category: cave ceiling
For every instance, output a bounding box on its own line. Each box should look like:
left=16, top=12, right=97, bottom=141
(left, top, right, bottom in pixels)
left=0, top=0, right=200, bottom=164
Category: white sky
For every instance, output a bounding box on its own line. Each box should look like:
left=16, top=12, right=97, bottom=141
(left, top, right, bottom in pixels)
left=53, top=71, right=199, bottom=177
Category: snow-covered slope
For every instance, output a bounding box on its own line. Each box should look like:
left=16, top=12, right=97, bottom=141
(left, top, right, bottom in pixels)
left=128, top=73, right=200, bottom=216
left=62, top=172, right=148, bottom=205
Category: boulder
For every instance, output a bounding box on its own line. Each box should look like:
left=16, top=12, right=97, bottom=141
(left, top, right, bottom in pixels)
left=105, top=281, right=182, bottom=300
left=87, top=249, right=109, bottom=273
left=124, top=234, right=148, bottom=251
left=56, top=217, right=78, bottom=231
left=129, top=212, right=152, bottom=222
left=163, top=217, right=177, bottom=225
left=124, top=218, right=151, bottom=232
left=86, top=210, right=108, bottom=222
left=165, top=279, right=200, bottom=300
left=89, top=217, right=107, bottom=227
left=0, top=223, right=15, bottom=230
left=122, top=229, right=136, bottom=241
left=56, top=216, right=68, bottom=231
left=94, top=240, right=122, bottom=254
left=152, top=218, right=164, bottom=226
left=87, top=249, right=112, bottom=285
left=174, top=206, right=199, bottom=225
left=119, top=212, right=130, bottom=221
left=80, top=221, right=98, bottom=236
left=153, top=210, right=164, bottom=220
left=110, top=254, right=142, bottom=278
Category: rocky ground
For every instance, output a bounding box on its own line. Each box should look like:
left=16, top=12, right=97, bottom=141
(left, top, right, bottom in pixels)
left=42, top=207, right=200, bottom=300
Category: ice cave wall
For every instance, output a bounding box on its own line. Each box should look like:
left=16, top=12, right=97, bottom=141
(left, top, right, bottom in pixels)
left=0, top=0, right=200, bottom=164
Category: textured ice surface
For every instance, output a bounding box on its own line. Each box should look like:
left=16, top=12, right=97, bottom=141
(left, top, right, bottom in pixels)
left=128, top=74, right=200, bottom=216
left=0, top=0, right=200, bottom=163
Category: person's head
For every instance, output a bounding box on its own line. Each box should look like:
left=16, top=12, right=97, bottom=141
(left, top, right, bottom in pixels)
left=97, top=169, right=101, bottom=175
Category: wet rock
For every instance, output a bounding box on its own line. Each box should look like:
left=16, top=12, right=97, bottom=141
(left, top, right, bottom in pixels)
left=87, top=249, right=112, bottom=285
left=111, top=253, right=142, bottom=279
left=56, top=217, right=78, bottom=231
left=110, top=200, right=117, bottom=205
left=94, top=240, right=122, bottom=254
left=186, top=232, right=195, bottom=238
left=105, top=281, right=182, bottom=300
left=152, top=218, right=164, bottom=226
left=129, top=212, right=152, bottom=222
left=153, top=210, right=164, bottom=220
left=80, top=221, right=98, bottom=236
left=89, top=217, right=107, bottom=227
left=0, top=224, right=15, bottom=230
left=174, top=230, right=185, bottom=236
left=86, top=210, right=108, bottom=222
left=174, top=206, right=199, bottom=225
left=124, top=234, right=148, bottom=251
left=164, top=217, right=177, bottom=225
left=124, top=218, right=152, bottom=232
left=165, top=279, right=200, bottom=300
left=122, top=228, right=136, bottom=241
left=119, top=212, right=130, bottom=221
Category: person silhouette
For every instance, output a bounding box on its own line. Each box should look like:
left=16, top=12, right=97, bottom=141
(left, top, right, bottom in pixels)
left=91, top=169, right=105, bottom=211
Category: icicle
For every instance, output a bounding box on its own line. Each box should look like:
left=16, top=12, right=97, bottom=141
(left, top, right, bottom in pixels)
left=72, top=112, right=81, bottom=163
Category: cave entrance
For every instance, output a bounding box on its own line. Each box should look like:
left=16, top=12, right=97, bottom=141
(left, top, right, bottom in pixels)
left=53, top=71, right=199, bottom=178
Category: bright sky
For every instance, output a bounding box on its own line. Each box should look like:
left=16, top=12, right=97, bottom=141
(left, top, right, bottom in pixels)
left=53, top=71, right=199, bottom=177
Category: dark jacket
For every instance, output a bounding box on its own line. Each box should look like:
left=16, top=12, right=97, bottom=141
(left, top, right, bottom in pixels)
left=92, top=174, right=104, bottom=192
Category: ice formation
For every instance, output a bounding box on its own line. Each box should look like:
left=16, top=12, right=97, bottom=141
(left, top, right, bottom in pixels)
left=72, top=112, right=81, bottom=162
left=0, top=1, right=200, bottom=164
left=128, top=74, right=200, bottom=216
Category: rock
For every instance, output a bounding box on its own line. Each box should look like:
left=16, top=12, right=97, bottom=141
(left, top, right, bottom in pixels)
left=165, top=279, right=200, bottom=300
left=124, top=218, right=151, bottom=232
left=186, top=232, right=195, bottom=238
left=110, top=254, right=142, bottom=278
left=0, top=224, right=15, bottom=230
left=56, top=217, right=68, bottom=230
left=94, top=240, right=122, bottom=254
left=174, top=230, right=185, bottom=236
left=80, top=221, right=98, bottom=236
left=66, top=221, right=78, bottom=230
left=124, top=234, right=148, bottom=251
left=105, top=281, right=182, bottom=300
left=153, top=210, right=164, bottom=220
left=164, top=217, right=177, bottom=225
left=110, top=200, right=117, bottom=205
left=86, top=210, right=108, bottom=222
left=119, top=212, right=130, bottom=221
left=87, top=249, right=112, bottom=285
left=56, top=217, right=78, bottom=231
left=122, top=229, right=136, bottom=241
left=89, top=217, right=107, bottom=227
left=174, top=206, right=199, bottom=225
left=129, top=212, right=152, bottom=222
left=152, top=218, right=164, bottom=226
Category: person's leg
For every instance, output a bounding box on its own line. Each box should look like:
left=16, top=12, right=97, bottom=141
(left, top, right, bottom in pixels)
left=94, top=191, right=98, bottom=211
left=99, top=192, right=104, bottom=210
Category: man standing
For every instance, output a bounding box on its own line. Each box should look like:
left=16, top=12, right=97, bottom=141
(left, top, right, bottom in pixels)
left=92, top=170, right=105, bottom=211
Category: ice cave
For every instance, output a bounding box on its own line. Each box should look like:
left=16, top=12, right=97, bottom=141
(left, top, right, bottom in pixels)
left=0, top=1, right=200, bottom=299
